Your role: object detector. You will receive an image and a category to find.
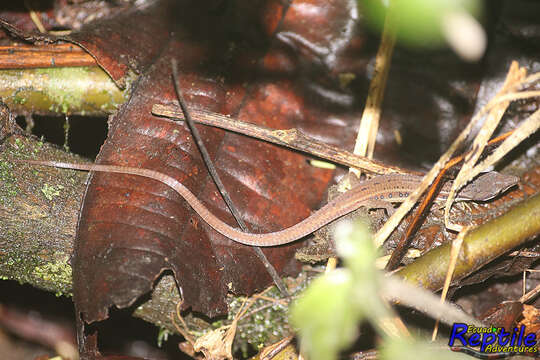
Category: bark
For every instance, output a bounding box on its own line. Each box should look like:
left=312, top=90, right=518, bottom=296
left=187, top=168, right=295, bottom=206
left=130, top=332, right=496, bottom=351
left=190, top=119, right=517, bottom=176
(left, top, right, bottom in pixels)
left=0, top=134, right=188, bottom=335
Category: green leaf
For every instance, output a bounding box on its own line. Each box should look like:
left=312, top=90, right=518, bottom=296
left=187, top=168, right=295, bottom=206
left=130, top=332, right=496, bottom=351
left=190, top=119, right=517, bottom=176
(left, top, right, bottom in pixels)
left=335, top=220, right=376, bottom=276
left=291, top=221, right=377, bottom=360
left=360, top=0, right=482, bottom=47
left=290, top=269, right=360, bottom=360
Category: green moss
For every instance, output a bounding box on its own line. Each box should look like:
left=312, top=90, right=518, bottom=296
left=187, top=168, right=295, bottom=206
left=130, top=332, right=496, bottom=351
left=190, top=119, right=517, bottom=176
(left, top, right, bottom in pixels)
left=233, top=285, right=300, bottom=349
left=13, top=94, right=26, bottom=104
left=0, top=137, right=78, bottom=298
left=0, top=229, right=73, bottom=297
left=179, top=275, right=315, bottom=353
left=0, top=160, right=19, bottom=204
left=0, top=67, right=128, bottom=115
left=235, top=292, right=289, bottom=345
left=35, top=67, right=90, bottom=114
left=33, top=140, right=44, bottom=154
left=157, top=327, right=171, bottom=347
left=32, top=257, right=73, bottom=297
left=40, top=183, right=64, bottom=200
left=14, top=138, right=24, bottom=149
left=338, top=72, right=356, bottom=89
left=1, top=251, right=38, bottom=284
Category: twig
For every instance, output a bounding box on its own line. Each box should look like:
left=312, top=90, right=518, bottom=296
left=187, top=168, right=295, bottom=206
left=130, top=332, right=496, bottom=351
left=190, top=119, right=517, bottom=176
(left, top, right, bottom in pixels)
left=520, top=281, right=540, bottom=304
left=259, top=336, right=295, bottom=360
left=24, top=0, right=46, bottom=34
left=341, top=7, right=397, bottom=281
left=384, top=171, right=447, bottom=271
left=373, top=65, right=538, bottom=248
left=382, top=276, right=484, bottom=328
left=351, top=7, right=396, bottom=170
left=384, top=130, right=514, bottom=270
left=0, top=44, right=97, bottom=69
left=444, top=62, right=527, bottom=231
left=170, top=60, right=290, bottom=297
left=171, top=299, right=195, bottom=346
left=0, top=67, right=124, bottom=116
left=395, top=192, right=540, bottom=292
left=152, top=104, right=416, bottom=176
left=462, top=108, right=540, bottom=189
left=431, top=227, right=468, bottom=341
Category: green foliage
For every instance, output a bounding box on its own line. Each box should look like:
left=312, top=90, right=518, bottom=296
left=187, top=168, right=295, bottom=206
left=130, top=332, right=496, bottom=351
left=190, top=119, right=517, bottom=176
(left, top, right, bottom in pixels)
left=41, top=183, right=64, bottom=200
left=290, top=221, right=376, bottom=360
left=291, top=269, right=358, bottom=360
left=157, top=327, right=171, bottom=348
left=290, top=220, right=465, bottom=360
left=360, top=0, right=482, bottom=47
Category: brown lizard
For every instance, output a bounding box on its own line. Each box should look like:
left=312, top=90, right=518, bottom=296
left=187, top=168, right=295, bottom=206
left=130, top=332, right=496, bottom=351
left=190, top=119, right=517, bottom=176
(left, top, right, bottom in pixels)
left=21, top=160, right=519, bottom=247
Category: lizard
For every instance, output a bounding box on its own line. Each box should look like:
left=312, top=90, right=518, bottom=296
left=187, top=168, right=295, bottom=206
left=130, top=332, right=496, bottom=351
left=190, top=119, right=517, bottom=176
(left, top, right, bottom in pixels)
left=20, top=160, right=519, bottom=247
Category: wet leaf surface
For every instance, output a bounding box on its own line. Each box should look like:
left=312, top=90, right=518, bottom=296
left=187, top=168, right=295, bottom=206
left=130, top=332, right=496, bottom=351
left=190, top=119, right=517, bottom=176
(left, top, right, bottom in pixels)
left=4, top=0, right=370, bottom=320
left=66, top=0, right=349, bottom=320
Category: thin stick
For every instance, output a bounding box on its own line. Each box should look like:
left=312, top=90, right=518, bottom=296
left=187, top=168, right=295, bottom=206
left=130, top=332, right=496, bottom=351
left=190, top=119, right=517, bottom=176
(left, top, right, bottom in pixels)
left=24, top=0, right=46, bottom=34
left=152, top=104, right=417, bottom=176
left=431, top=227, right=468, bottom=341
left=462, top=108, right=540, bottom=190
left=384, top=130, right=514, bottom=270
left=351, top=8, right=396, bottom=170
left=520, top=280, right=540, bottom=304
left=373, top=66, right=537, bottom=248
left=170, top=60, right=290, bottom=297
left=444, top=62, right=526, bottom=231
left=0, top=44, right=97, bottom=69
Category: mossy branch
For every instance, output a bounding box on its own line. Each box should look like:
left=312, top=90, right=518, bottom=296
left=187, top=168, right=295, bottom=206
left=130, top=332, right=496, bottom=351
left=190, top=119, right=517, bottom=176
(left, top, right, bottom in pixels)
left=0, top=134, right=296, bottom=346
left=0, top=134, right=186, bottom=335
left=396, top=191, right=540, bottom=289
left=0, top=66, right=128, bottom=116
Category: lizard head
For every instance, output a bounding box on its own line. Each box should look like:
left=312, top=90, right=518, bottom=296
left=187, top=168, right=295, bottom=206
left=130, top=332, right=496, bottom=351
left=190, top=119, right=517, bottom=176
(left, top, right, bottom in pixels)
left=457, top=172, right=520, bottom=201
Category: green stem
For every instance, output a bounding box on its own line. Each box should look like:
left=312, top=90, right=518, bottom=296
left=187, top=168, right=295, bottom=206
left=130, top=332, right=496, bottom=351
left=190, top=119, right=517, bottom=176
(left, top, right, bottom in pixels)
left=0, top=67, right=128, bottom=116
left=396, top=193, right=540, bottom=290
